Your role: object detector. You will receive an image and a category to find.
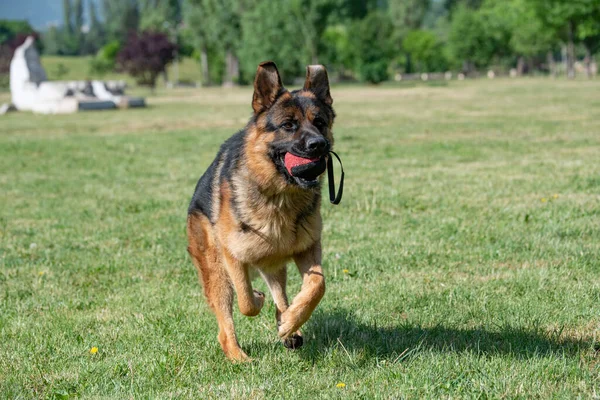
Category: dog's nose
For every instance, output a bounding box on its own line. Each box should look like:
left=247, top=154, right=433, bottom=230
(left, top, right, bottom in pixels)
left=306, top=136, right=328, bottom=153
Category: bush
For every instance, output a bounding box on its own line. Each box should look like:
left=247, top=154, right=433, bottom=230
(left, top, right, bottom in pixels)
left=89, top=40, right=121, bottom=76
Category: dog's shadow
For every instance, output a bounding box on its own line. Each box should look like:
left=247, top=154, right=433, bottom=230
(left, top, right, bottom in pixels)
left=297, top=308, right=592, bottom=363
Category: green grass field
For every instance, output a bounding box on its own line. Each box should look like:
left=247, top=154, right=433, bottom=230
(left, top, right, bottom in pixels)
left=1, top=79, right=599, bottom=398
left=40, top=56, right=204, bottom=87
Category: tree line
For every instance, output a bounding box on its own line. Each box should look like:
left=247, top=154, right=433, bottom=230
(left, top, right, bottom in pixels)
left=1, top=0, right=599, bottom=87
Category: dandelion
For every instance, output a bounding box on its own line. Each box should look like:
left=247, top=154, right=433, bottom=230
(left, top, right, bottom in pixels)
left=343, top=269, right=349, bottom=274
left=336, top=382, right=346, bottom=389
left=552, top=194, right=559, bottom=199
left=90, top=347, right=98, bottom=354
left=38, top=271, right=45, bottom=276
left=541, top=198, right=547, bottom=203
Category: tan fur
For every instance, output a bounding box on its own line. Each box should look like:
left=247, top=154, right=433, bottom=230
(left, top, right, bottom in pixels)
left=187, top=62, right=334, bottom=361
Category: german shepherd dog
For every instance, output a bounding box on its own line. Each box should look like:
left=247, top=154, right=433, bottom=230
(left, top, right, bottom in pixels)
left=186, top=61, right=336, bottom=361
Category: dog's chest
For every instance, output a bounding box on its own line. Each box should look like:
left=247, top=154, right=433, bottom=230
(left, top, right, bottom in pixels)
left=225, top=196, right=321, bottom=267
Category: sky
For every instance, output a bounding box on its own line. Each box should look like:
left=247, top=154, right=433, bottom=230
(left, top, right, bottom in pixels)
left=0, top=0, right=99, bottom=29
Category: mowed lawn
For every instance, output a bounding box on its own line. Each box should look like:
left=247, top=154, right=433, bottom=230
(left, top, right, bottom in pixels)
left=1, top=79, right=599, bottom=398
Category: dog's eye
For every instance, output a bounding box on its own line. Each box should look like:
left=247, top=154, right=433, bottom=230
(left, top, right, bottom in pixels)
left=313, top=118, right=326, bottom=130
left=281, top=122, right=295, bottom=131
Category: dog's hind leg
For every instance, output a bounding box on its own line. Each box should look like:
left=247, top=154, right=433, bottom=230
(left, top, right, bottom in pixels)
left=187, top=214, right=249, bottom=361
left=261, top=266, right=303, bottom=349
left=277, top=242, right=325, bottom=340
left=208, top=271, right=249, bottom=361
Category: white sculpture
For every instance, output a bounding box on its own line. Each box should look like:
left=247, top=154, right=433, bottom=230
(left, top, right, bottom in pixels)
left=9, top=36, right=145, bottom=114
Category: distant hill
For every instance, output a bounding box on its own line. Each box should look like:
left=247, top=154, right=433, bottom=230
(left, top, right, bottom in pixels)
left=0, top=0, right=100, bottom=30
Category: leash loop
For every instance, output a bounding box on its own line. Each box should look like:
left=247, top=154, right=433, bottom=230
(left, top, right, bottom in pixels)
left=327, top=151, right=344, bottom=205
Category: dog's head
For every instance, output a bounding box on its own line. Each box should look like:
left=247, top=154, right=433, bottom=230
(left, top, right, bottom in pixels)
left=248, top=61, right=335, bottom=190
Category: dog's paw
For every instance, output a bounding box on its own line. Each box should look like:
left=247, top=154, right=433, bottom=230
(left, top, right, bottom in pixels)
left=277, top=312, right=298, bottom=339
left=228, top=349, right=252, bottom=363
left=283, top=332, right=303, bottom=350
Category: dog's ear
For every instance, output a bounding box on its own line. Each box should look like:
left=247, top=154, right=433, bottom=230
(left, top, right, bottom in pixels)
left=252, top=61, right=283, bottom=114
left=303, top=65, right=332, bottom=106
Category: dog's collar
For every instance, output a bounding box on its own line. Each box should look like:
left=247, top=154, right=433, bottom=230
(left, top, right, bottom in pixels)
left=327, top=151, right=344, bottom=205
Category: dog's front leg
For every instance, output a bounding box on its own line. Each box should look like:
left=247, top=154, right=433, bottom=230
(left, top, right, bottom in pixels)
left=222, top=250, right=265, bottom=317
left=278, top=242, right=325, bottom=339
left=261, top=267, right=304, bottom=349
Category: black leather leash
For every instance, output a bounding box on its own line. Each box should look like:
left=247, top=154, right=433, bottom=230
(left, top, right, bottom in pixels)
left=327, top=151, right=345, bottom=205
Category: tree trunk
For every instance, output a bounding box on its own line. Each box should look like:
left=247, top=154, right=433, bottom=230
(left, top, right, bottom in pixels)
left=232, top=54, right=239, bottom=84
left=223, top=49, right=233, bottom=87
left=223, top=49, right=239, bottom=87
left=566, top=21, right=575, bottom=79
left=462, top=60, right=473, bottom=75
left=517, top=56, right=525, bottom=76
left=547, top=51, right=555, bottom=77
left=561, top=45, right=567, bottom=76
left=584, top=45, right=592, bottom=79
left=172, top=47, right=179, bottom=86
left=200, top=46, right=210, bottom=86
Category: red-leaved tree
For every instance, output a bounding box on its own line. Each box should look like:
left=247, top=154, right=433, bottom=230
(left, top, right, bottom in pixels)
left=0, top=33, right=41, bottom=88
left=116, top=31, right=176, bottom=88
left=0, top=33, right=41, bottom=75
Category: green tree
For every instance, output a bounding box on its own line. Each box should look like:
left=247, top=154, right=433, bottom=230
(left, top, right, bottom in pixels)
left=388, top=0, right=431, bottom=73
left=508, top=0, right=556, bottom=75
left=527, top=0, right=600, bottom=78
left=74, top=0, right=84, bottom=53
left=447, top=4, right=493, bottom=71
left=185, top=0, right=245, bottom=86
left=321, top=24, right=355, bottom=78
left=140, top=0, right=182, bottom=31
left=576, top=5, right=600, bottom=77
left=353, top=11, right=394, bottom=83
left=102, top=0, right=140, bottom=43
left=402, top=29, right=448, bottom=72
left=477, top=0, right=517, bottom=68
left=42, top=25, right=61, bottom=55
left=444, top=0, right=483, bottom=13
left=63, top=0, right=73, bottom=35
left=183, top=0, right=220, bottom=85
left=59, top=0, right=78, bottom=54
left=212, top=0, right=242, bottom=85
left=290, top=0, right=337, bottom=65
left=239, top=0, right=306, bottom=84
left=388, top=0, right=430, bottom=37
left=83, top=0, right=106, bottom=54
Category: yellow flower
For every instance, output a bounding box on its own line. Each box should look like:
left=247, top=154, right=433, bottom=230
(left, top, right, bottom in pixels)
left=38, top=271, right=45, bottom=276
left=336, top=382, right=346, bottom=389
left=89, top=347, right=98, bottom=354
left=541, top=198, right=547, bottom=203
left=343, top=269, right=349, bottom=274
left=552, top=194, right=559, bottom=199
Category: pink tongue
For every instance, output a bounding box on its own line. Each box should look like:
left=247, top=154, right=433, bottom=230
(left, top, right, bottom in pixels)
left=284, top=153, right=319, bottom=175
